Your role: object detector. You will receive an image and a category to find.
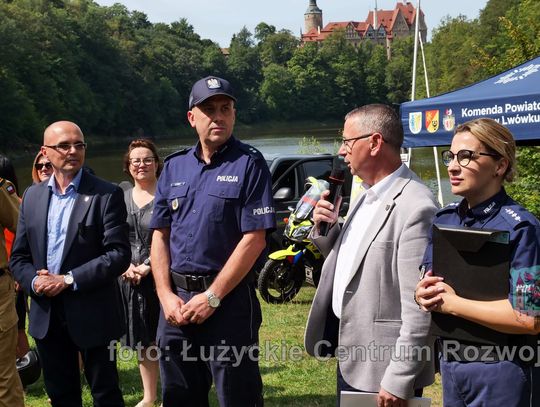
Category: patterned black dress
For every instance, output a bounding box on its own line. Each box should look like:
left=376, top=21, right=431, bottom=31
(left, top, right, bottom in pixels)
left=118, top=188, right=160, bottom=348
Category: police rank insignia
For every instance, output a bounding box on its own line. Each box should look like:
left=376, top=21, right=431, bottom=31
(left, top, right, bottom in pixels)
left=171, top=198, right=179, bottom=211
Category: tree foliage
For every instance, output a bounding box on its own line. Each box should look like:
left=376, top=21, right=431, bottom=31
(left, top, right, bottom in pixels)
left=422, top=0, right=540, bottom=216
left=0, top=0, right=439, bottom=147
left=2, top=0, right=540, bottom=217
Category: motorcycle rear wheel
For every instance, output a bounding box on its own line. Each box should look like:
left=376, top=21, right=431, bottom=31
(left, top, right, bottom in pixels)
left=258, top=259, right=303, bottom=304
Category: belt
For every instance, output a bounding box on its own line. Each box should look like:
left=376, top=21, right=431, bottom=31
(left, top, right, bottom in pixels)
left=170, top=271, right=217, bottom=292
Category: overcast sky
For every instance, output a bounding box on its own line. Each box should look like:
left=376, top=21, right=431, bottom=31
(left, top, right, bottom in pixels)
left=94, top=0, right=489, bottom=47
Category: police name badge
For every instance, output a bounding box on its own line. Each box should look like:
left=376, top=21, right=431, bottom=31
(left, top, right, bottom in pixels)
left=171, top=198, right=179, bottom=211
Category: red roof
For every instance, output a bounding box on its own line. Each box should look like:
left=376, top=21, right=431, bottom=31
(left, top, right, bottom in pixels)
left=366, top=9, right=396, bottom=30
left=302, top=2, right=422, bottom=43
left=395, top=2, right=424, bottom=26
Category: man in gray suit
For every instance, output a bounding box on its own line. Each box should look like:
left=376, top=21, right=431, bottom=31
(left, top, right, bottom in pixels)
left=305, top=104, right=437, bottom=406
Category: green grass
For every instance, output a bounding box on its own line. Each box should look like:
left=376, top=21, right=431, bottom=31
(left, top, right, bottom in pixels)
left=22, top=286, right=442, bottom=406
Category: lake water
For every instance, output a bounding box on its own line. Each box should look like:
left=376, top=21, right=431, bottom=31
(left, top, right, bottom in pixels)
left=13, top=127, right=456, bottom=205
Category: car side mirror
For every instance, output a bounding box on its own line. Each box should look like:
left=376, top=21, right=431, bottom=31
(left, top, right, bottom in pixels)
left=273, top=187, right=294, bottom=201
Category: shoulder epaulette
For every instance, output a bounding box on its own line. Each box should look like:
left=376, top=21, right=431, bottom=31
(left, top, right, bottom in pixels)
left=164, top=147, right=190, bottom=162
left=0, top=177, right=4, bottom=187
left=238, top=143, right=264, bottom=161
left=437, top=201, right=460, bottom=214
left=500, top=205, right=532, bottom=228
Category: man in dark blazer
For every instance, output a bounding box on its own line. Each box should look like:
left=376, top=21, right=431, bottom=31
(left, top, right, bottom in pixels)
left=10, top=121, right=130, bottom=407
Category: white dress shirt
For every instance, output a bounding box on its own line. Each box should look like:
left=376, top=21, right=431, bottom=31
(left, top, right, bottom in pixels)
left=332, top=164, right=407, bottom=318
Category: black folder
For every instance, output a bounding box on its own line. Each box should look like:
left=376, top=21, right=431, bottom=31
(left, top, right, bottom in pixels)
left=430, top=224, right=510, bottom=345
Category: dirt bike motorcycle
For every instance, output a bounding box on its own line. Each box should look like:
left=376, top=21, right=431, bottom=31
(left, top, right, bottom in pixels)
left=258, top=177, right=328, bottom=304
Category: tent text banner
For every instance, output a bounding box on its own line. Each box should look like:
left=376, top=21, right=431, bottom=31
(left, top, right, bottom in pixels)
left=400, top=56, right=540, bottom=147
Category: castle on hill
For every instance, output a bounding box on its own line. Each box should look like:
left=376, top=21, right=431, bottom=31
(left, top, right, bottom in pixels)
left=302, top=0, right=427, bottom=57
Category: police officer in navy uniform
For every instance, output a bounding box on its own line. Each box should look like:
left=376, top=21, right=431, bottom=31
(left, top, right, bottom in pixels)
left=150, top=76, right=275, bottom=407
left=415, top=118, right=540, bottom=406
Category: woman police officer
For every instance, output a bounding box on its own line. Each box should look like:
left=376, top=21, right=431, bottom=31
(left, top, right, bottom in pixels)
left=415, top=118, right=540, bottom=406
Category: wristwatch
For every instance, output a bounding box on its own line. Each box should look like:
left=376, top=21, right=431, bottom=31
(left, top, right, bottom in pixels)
left=63, top=273, right=74, bottom=287
left=143, top=257, right=151, bottom=267
left=205, top=291, right=221, bottom=308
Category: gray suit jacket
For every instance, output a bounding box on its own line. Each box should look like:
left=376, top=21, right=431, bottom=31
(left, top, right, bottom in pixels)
left=304, top=166, right=438, bottom=399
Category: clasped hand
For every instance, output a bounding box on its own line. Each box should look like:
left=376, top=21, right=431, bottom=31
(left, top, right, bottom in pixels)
left=161, top=291, right=216, bottom=327
left=414, top=270, right=456, bottom=313
left=33, top=269, right=68, bottom=297
left=121, top=263, right=151, bottom=285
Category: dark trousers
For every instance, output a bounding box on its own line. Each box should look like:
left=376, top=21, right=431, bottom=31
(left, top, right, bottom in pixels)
left=336, top=364, right=423, bottom=407
left=440, top=357, right=539, bottom=407
left=35, top=301, right=124, bottom=407
left=158, top=282, right=263, bottom=407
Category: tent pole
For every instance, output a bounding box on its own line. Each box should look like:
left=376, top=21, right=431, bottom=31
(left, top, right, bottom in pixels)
left=407, top=0, right=422, bottom=173
left=419, top=35, right=430, bottom=96
left=419, top=34, right=444, bottom=206
left=411, top=0, right=420, bottom=102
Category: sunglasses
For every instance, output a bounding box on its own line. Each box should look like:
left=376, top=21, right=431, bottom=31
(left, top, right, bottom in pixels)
left=35, top=162, right=53, bottom=171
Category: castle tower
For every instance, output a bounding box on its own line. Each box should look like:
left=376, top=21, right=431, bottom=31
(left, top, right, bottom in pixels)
left=304, top=0, right=323, bottom=33
left=373, top=0, right=378, bottom=28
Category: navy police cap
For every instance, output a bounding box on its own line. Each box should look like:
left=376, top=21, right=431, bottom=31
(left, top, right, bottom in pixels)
left=188, top=76, right=237, bottom=110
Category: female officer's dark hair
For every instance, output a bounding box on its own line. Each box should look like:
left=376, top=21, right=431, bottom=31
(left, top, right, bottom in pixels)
left=122, top=139, right=163, bottom=179
left=0, top=154, right=19, bottom=194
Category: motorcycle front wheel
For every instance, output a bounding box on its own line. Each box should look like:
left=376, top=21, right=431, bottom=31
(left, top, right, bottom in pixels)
left=258, top=259, right=304, bottom=304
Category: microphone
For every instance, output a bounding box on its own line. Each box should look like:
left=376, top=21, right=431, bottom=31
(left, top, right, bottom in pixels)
left=319, top=158, right=345, bottom=236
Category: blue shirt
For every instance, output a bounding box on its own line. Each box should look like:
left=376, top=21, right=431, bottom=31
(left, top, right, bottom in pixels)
left=46, top=170, right=83, bottom=274
left=32, top=170, right=82, bottom=293
left=422, top=188, right=540, bottom=315
left=150, top=136, right=276, bottom=273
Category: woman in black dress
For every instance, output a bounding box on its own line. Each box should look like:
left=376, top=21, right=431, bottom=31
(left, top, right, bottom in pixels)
left=120, top=139, right=162, bottom=407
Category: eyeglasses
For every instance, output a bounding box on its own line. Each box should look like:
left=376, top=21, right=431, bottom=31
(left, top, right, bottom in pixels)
left=441, top=149, right=501, bottom=167
left=341, top=133, right=374, bottom=152
left=43, top=142, right=87, bottom=153
left=129, top=157, right=156, bottom=167
left=35, top=162, right=52, bottom=171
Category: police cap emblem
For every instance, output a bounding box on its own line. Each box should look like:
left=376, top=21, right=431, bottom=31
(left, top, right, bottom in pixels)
left=188, top=76, right=237, bottom=109
left=206, top=78, right=221, bottom=89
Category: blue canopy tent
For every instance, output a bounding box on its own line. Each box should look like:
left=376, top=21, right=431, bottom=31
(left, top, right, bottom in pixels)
left=400, top=56, right=540, bottom=147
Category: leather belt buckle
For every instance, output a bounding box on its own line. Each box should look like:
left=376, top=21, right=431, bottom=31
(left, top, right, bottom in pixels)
left=187, top=275, right=202, bottom=291
left=170, top=271, right=216, bottom=292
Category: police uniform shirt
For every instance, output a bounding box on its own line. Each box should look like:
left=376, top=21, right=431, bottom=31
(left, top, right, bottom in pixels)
left=422, top=188, right=540, bottom=314
left=150, top=136, right=276, bottom=273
